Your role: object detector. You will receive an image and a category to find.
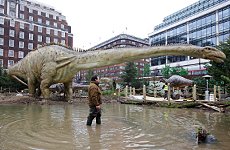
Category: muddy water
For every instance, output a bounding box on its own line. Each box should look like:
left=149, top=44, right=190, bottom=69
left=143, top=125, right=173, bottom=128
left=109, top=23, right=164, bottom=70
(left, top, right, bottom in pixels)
left=0, top=103, right=229, bottom=150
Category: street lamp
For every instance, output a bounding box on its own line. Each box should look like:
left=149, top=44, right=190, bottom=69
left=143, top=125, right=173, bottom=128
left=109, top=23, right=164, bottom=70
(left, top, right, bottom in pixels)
left=202, top=75, right=212, bottom=101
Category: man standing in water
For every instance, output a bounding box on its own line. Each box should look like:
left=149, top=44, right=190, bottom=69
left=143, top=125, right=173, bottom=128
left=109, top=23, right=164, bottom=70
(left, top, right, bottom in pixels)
left=86, top=75, right=102, bottom=126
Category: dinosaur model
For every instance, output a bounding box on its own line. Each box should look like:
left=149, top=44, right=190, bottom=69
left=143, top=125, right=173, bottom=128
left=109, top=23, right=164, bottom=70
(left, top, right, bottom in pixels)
left=7, top=44, right=226, bottom=101
left=165, top=75, right=193, bottom=87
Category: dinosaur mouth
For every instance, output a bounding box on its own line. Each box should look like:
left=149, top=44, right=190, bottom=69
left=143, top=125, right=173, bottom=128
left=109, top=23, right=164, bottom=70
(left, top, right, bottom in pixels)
left=210, top=55, right=225, bottom=63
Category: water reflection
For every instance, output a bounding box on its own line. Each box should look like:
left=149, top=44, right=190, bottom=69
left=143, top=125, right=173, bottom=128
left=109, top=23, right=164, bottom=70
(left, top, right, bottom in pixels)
left=0, top=103, right=229, bottom=150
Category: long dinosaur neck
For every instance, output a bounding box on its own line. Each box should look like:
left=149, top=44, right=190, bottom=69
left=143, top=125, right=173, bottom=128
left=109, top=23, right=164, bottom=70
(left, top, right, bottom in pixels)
left=73, top=45, right=203, bottom=71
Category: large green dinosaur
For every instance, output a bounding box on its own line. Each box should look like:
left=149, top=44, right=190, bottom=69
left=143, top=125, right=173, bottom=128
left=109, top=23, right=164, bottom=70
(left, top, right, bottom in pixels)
left=7, top=44, right=226, bottom=101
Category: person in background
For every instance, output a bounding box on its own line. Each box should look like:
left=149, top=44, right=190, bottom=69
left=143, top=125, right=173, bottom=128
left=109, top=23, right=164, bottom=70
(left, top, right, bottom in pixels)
left=86, top=75, right=102, bottom=126
left=162, top=81, right=169, bottom=100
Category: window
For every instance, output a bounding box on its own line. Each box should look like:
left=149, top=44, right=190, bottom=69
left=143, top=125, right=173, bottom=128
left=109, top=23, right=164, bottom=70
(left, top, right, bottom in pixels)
left=38, top=18, right=42, bottom=23
left=38, top=35, right=42, bottom=42
left=46, top=28, right=50, bottom=34
left=10, top=20, right=15, bottom=27
left=0, top=18, right=4, bottom=24
left=9, top=11, right=16, bottom=17
left=46, top=13, right=49, bottom=18
left=8, top=60, right=14, bottom=67
left=29, top=8, right=33, bottom=13
left=20, top=13, right=24, bottom=19
left=0, top=59, right=3, bottom=67
left=18, top=51, right=24, bottom=58
left=61, top=32, right=65, bottom=37
left=20, top=23, right=24, bottom=29
left=0, top=48, right=3, bottom=56
left=54, top=30, right=58, bottom=36
left=54, top=38, right=58, bottom=43
left=38, top=11, right=41, bottom=15
left=20, top=5, right=24, bottom=11
left=54, top=22, right=57, bottom=27
left=19, top=41, right=24, bottom=48
left=0, top=27, right=4, bottom=35
left=38, top=26, right=42, bottom=33
left=28, top=43, right=33, bottom=50
left=29, top=33, right=33, bottom=40
left=19, top=31, right=24, bottom=39
left=46, top=20, right=50, bottom=25
left=61, top=24, right=64, bottom=29
left=29, top=24, right=34, bottom=31
left=0, top=8, right=4, bottom=14
left=0, top=0, right=4, bottom=5
left=0, top=38, right=3, bottom=45
left=8, top=50, right=14, bottom=57
left=9, top=39, right=14, bottom=47
left=29, top=16, right=33, bottom=21
left=61, top=40, right=65, bottom=45
left=46, top=37, right=50, bottom=43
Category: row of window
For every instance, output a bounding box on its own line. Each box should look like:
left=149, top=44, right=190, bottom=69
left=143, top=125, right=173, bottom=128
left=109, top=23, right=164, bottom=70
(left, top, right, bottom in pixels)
left=0, top=59, right=14, bottom=67
left=0, top=38, right=66, bottom=49
left=0, top=18, right=66, bottom=36
left=0, top=27, right=65, bottom=38
left=0, top=49, right=24, bottom=58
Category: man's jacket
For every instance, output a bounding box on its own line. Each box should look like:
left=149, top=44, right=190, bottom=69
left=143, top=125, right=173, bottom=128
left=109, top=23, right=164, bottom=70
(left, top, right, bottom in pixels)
left=88, top=81, right=102, bottom=107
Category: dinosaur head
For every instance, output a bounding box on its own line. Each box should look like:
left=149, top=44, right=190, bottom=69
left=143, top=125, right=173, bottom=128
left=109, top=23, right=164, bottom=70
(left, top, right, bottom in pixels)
left=202, top=46, right=226, bottom=63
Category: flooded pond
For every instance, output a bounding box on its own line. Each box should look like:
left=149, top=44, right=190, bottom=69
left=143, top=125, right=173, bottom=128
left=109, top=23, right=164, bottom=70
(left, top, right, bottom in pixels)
left=0, top=103, right=229, bottom=150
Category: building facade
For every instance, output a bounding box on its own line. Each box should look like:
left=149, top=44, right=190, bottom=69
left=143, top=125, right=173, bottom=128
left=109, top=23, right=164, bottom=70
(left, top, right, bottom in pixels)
left=77, top=34, right=149, bottom=82
left=0, top=0, right=73, bottom=68
left=149, top=0, right=230, bottom=76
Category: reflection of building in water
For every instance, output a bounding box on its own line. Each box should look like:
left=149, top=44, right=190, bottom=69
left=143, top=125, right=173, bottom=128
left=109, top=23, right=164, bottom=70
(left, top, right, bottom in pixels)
left=149, top=0, right=230, bottom=76
left=0, top=0, right=73, bottom=68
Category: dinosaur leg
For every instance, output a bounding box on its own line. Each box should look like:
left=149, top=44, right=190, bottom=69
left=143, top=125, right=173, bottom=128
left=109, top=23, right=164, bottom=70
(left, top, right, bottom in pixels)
left=40, top=79, right=51, bottom=99
left=28, top=78, right=37, bottom=97
left=64, top=82, right=73, bottom=102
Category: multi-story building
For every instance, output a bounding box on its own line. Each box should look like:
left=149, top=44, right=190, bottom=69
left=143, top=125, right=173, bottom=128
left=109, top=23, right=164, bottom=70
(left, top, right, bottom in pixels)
left=0, top=0, right=73, bottom=68
left=149, top=0, right=229, bottom=76
left=77, top=34, right=149, bottom=82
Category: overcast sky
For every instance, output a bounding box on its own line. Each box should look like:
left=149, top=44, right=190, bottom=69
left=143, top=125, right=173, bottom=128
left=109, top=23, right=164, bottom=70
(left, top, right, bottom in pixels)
left=35, top=0, right=198, bottom=49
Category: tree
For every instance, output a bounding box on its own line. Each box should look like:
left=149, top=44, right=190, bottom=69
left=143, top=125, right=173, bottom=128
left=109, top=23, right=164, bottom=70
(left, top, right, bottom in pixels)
left=121, top=62, right=140, bottom=88
left=86, top=69, right=94, bottom=83
left=161, top=65, right=188, bottom=78
left=206, top=39, right=230, bottom=92
left=143, top=63, right=151, bottom=86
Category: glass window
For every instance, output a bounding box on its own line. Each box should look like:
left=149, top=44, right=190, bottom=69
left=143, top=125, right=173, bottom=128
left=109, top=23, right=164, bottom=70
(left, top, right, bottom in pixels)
left=61, top=24, right=64, bottom=29
left=46, top=37, right=50, bottom=43
left=9, top=39, right=14, bottom=47
left=0, top=8, right=4, bottom=14
left=224, top=21, right=229, bottom=31
left=38, top=11, right=41, bottom=15
left=54, top=38, right=58, bottom=43
left=0, top=18, right=4, bottom=24
left=0, top=0, right=4, bottom=5
left=0, top=27, right=4, bottom=35
left=61, top=40, right=65, bottom=45
left=28, top=43, right=33, bottom=50
left=29, top=16, right=33, bottom=21
left=20, top=13, right=24, bottom=19
left=8, top=50, right=14, bottom=57
left=29, top=33, right=33, bottom=40
left=54, top=22, right=57, bottom=27
left=54, top=30, right=58, bottom=36
left=0, top=59, right=3, bottom=67
left=46, top=28, right=50, bottom=34
left=0, top=48, right=3, bottom=56
left=61, top=32, right=65, bottom=37
left=0, top=38, right=3, bottom=45
left=29, top=8, right=33, bottom=13
left=20, top=5, right=24, bottom=11
left=18, top=51, right=24, bottom=58
left=8, top=60, right=14, bottom=67
left=19, top=31, right=24, bottom=39
left=19, top=41, right=24, bottom=48
left=29, top=24, right=34, bottom=31
left=38, top=35, right=42, bottom=42
left=219, top=22, right=224, bottom=32
left=38, top=18, right=42, bottom=23
left=38, top=26, right=42, bottom=32
left=20, top=23, right=24, bottom=29
left=10, top=20, right=15, bottom=27
left=223, top=8, right=229, bottom=19
left=46, top=20, right=50, bottom=25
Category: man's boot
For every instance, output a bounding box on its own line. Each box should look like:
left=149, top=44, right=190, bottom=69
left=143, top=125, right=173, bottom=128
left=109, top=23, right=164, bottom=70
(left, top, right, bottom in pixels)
left=96, top=113, right=101, bottom=124
left=86, top=116, right=94, bottom=126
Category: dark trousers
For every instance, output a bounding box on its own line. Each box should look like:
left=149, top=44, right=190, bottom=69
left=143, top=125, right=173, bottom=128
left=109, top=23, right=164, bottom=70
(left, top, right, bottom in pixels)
left=164, top=90, right=168, bottom=99
left=86, top=106, right=101, bottom=126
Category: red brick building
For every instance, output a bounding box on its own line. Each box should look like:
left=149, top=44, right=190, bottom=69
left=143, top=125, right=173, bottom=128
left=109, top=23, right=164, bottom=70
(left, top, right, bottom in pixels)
left=0, top=0, right=73, bottom=68
left=77, top=34, right=149, bottom=82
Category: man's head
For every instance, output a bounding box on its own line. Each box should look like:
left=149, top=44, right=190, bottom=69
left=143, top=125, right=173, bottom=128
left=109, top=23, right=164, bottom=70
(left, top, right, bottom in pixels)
left=91, top=75, right=100, bottom=83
